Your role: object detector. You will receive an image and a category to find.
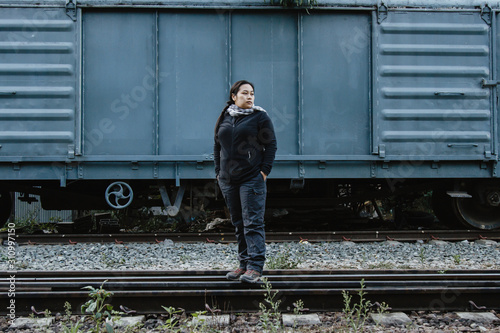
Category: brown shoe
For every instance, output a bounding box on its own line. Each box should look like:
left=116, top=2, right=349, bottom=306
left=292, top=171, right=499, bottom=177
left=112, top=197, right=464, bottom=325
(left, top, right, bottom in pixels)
left=226, top=268, right=246, bottom=281
left=240, top=270, right=262, bottom=283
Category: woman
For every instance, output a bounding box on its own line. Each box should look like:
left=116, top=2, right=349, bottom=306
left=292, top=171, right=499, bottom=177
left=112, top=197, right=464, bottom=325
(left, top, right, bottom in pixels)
left=214, top=80, right=277, bottom=283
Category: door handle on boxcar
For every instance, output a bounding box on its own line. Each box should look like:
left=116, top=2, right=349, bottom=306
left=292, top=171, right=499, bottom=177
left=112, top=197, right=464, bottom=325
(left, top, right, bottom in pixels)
left=447, top=144, right=479, bottom=148
left=434, top=91, right=465, bottom=96
left=481, top=79, right=500, bottom=88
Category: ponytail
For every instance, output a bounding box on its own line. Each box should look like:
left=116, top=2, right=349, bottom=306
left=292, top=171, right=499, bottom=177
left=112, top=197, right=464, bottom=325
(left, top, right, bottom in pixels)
left=214, top=100, right=233, bottom=137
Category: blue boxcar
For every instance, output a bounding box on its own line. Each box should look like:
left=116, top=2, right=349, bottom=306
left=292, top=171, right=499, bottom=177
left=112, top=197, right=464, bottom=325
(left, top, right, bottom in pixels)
left=0, top=0, right=499, bottom=229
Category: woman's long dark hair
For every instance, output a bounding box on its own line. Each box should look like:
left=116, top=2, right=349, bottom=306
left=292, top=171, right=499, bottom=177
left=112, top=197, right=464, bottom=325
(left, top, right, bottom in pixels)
left=214, top=80, right=255, bottom=137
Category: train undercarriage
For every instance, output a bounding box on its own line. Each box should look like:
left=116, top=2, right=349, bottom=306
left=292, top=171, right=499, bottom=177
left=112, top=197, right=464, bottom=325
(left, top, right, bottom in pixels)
left=2, top=178, right=499, bottom=231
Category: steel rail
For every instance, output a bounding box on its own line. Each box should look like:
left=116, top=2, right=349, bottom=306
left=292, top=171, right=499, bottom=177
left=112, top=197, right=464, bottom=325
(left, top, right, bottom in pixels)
left=4, top=229, right=500, bottom=245
left=5, top=268, right=500, bottom=279
left=1, top=270, right=499, bottom=315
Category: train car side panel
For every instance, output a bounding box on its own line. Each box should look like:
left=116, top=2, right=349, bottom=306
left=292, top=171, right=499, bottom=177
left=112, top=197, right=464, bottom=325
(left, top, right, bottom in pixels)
left=302, top=12, right=371, bottom=156
left=83, top=11, right=156, bottom=155
left=158, top=12, right=228, bottom=156
left=231, top=12, right=299, bottom=156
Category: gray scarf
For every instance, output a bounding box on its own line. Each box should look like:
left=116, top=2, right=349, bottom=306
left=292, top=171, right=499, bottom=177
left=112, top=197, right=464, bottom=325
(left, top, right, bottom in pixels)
left=227, top=104, right=266, bottom=117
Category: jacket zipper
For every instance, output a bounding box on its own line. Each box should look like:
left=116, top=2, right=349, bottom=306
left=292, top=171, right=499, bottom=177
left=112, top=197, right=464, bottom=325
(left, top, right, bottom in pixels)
left=230, top=116, right=236, bottom=162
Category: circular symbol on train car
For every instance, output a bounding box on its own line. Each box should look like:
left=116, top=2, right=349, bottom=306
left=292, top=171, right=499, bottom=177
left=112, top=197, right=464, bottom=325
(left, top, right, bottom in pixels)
left=105, top=182, right=134, bottom=209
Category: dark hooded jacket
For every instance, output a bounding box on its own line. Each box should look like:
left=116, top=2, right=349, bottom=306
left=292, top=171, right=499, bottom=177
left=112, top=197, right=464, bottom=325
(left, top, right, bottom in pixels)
left=214, top=110, right=277, bottom=184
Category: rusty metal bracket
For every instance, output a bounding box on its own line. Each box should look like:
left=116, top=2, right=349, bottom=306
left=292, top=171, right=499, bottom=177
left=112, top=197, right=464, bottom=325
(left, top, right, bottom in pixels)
left=65, top=0, right=77, bottom=21
left=377, top=3, right=388, bottom=24
left=481, top=4, right=492, bottom=25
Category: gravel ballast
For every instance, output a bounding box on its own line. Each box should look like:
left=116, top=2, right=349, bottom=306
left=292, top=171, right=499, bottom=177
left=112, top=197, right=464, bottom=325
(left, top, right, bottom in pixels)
left=2, top=239, right=499, bottom=271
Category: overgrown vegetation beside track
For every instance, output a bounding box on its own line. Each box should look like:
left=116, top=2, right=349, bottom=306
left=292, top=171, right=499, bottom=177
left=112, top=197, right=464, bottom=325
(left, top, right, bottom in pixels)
left=8, top=278, right=391, bottom=332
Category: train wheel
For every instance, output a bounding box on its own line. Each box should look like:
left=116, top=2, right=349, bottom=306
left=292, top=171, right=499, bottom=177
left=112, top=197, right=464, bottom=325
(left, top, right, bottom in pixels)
left=452, top=185, right=500, bottom=230
left=0, top=192, right=12, bottom=226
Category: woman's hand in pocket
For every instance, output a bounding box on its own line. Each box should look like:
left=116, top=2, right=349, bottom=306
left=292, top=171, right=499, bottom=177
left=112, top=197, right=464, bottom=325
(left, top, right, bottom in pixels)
left=260, top=171, right=267, bottom=182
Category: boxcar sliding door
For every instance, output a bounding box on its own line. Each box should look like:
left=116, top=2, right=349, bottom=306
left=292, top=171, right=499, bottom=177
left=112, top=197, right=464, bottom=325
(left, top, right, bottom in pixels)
left=372, top=10, right=495, bottom=161
left=0, top=7, right=79, bottom=159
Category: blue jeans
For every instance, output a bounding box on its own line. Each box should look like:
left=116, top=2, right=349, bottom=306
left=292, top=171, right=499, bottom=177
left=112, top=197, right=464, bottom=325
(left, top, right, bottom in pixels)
left=218, top=173, right=267, bottom=273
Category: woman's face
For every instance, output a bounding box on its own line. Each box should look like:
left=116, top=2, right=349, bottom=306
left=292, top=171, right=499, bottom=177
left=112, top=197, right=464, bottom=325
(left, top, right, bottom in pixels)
left=232, top=84, right=254, bottom=109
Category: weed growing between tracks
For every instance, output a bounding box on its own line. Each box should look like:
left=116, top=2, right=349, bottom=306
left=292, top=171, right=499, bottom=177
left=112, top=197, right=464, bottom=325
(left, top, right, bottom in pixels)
left=418, top=247, right=427, bottom=267
left=259, top=278, right=282, bottom=332
left=160, top=306, right=183, bottom=330
left=62, top=302, right=84, bottom=333
left=158, top=306, right=213, bottom=332
left=81, top=280, right=119, bottom=333
left=341, top=279, right=390, bottom=332
left=266, top=243, right=307, bottom=269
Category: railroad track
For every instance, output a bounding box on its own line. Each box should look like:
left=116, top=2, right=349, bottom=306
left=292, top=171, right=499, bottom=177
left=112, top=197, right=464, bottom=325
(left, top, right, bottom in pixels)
left=3, top=229, right=500, bottom=245
left=2, top=270, right=499, bottom=316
